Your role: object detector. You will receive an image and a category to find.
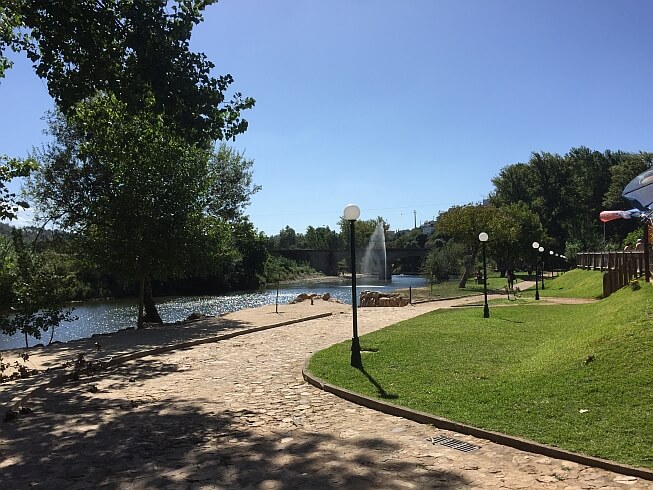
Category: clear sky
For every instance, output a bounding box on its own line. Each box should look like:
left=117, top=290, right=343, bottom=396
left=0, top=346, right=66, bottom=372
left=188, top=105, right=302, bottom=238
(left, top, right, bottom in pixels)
left=1, top=0, right=652, bottom=235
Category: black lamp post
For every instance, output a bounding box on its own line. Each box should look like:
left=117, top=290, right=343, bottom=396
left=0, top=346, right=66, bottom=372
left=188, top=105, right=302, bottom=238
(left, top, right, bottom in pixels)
left=538, top=246, right=545, bottom=289
left=532, top=241, right=540, bottom=300
left=479, top=232, right=489, bottom=318
left=344, top=204, right=362, bottom=368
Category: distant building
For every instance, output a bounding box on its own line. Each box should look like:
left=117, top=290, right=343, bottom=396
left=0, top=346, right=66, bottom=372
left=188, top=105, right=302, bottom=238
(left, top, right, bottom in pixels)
left=421, top=220, right=436, bottom=236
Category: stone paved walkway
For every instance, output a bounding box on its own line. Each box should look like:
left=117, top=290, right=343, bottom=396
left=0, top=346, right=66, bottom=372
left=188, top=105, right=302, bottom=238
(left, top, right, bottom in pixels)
left=0, top=293, right=651, bottom=489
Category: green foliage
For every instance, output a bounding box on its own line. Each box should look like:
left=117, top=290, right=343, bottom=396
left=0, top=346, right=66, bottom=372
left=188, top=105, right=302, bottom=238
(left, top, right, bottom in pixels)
left=269, top=224, right=347, bottom=250
left=622, top=229, right=643, bottom=249
left=263, top=256, right=318, bottom=283
left=0, top=230, right=76, bottom=347
left=338, top=217, right=388, bottom=249
left=0, top=155, right=38, bottom=220
left=304, top=225, right=343, bottom=249
left=204, top=144, right=261, bottom=222
left=0, top=4, right=31, bottom=81
left=387, top=228, right=428, bottom=248
left=31, top=95, right=209, bottom=281
left=230, top=219, right=269, bottom=290
left=490, top=147, right=653, bottom=252
left=28, top=93, right=263, bottom=322
left=309, top=284, right=653, bottom=468
left=435, top=204, right=498, bottom=287
left=0, top=235, right=16, bottom=310
left=486, top=203, right=546, bottom=272
left=273, top=226, right=299, bottom=249
left=10, top=0, right=253, bottom=144
left=421, top=241, right=464, bottom=283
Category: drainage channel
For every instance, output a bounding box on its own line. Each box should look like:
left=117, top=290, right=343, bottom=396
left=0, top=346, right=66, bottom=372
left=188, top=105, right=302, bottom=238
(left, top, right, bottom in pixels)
left=427, top=435, right=480, bottom=453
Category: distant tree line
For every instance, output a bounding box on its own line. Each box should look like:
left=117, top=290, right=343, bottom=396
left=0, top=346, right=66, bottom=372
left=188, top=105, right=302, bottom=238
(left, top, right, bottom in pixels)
left=422, top=147, right=652, bottom=287
left=266, top=147, right=653, bottom=288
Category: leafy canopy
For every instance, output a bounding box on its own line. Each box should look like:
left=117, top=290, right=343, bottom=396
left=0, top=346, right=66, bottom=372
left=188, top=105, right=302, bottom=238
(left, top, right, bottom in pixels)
left=4, top=0, right=254, bottom=144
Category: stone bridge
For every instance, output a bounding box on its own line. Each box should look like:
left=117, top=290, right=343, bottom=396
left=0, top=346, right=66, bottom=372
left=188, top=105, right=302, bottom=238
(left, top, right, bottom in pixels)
left=269, top=248, right=429, bottom=279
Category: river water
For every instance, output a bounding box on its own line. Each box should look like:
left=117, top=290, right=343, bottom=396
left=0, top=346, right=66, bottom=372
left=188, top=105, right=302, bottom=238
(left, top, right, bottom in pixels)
left=0, top=275, right=427, bottom=351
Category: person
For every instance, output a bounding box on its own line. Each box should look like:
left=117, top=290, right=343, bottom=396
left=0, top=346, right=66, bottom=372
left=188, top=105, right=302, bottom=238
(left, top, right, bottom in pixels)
left=476, top=270, right=483, bottom=284
left=507, top=269, right=516, bottom=290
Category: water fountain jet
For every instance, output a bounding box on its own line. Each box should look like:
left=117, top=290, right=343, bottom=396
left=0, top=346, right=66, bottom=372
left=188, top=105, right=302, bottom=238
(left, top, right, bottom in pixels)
left=362, top=220, right=390, bottom=282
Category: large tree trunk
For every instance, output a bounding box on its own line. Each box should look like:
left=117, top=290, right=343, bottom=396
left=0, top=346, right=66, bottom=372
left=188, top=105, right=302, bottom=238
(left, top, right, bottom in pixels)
left=458, top=249, right=479, bottom=289
left=143, top=277, right=163, bottom=324
left=458, top=265, right=472, bottom=288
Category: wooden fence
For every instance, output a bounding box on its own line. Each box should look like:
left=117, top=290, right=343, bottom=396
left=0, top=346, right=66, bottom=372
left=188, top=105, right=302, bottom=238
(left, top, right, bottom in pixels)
left=576, top=251, right=651, bottom=297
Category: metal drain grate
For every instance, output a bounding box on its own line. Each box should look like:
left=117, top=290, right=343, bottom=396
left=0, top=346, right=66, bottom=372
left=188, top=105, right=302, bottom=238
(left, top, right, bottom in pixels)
left=427, top=435, right=480, bottom=452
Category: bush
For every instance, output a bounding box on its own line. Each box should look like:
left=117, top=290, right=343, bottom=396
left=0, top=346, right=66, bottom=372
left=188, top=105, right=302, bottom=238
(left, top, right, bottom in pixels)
left=263, top=256, right=318, bottom=283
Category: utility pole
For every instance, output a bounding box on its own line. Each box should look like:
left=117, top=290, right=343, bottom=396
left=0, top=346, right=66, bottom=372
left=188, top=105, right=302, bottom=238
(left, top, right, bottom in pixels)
left=414, top=210, right=417, bottom=229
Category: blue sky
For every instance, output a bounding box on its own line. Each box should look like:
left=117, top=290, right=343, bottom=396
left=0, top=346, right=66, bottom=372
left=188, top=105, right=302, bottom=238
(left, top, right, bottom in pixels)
left=2, top=0, right=652, bottom=235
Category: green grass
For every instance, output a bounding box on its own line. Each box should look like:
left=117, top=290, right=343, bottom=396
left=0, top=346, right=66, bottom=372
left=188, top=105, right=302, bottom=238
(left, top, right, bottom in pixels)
left=396, top=272, right=518, bottom=301
left=308, top=283, right=653, bottom=468
left=524, top=268, right=605, bottom=299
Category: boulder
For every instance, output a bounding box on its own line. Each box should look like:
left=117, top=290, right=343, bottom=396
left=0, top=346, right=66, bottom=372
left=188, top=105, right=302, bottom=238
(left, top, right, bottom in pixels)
left=359, top=291, right=410, bottom=307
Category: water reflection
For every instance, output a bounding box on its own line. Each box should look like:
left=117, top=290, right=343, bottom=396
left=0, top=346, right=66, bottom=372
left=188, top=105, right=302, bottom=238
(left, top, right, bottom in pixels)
left=0, top=275, right=426, bottom=351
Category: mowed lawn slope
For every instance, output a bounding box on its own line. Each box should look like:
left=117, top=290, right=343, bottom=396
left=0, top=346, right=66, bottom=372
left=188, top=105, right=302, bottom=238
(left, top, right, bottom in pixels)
left=308, top=274, right=652, bottom=468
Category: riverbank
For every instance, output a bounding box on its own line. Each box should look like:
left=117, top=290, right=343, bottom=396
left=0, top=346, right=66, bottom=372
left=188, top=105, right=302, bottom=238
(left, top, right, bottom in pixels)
left=1, top=275, right=428, bottom=351
left=0, top=299, right=349, bottom=383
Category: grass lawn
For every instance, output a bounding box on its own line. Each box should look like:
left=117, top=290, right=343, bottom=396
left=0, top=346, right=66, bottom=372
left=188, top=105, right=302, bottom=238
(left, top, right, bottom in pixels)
left=522, top=268, right=605, bottom=299
left=308, top=277, right=653, bottom=469
left=396, top=272, right=519, bottom=301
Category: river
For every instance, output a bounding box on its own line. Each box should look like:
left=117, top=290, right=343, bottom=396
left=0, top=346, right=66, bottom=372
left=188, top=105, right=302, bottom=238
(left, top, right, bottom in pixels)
left=0, top=275, right=427, bottom=351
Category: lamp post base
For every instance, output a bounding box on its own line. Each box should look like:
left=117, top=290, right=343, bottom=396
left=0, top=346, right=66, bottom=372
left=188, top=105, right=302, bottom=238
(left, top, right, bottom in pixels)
left=483, top=305, right=490, bottom=318
left=350, top=337, right=362, bottom=368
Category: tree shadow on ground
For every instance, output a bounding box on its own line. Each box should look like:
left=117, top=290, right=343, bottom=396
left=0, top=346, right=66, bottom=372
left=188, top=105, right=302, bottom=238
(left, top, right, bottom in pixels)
left=0, top=317, right=256, bottom=409
left=0, top=359, right=470, bottom=489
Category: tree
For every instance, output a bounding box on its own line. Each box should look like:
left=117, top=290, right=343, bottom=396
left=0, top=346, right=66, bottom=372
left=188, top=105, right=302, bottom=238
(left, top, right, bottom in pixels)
left=0, top=155, right=37, bottom=220
left=6, top=0, right=254, bottom=144
left=490, top=148, right=653, bottom=253
left=0, top=230, right=76, bottom=348
left=204, top=144, right=261, bottom=222
left=277, top=226, right=298, bottom=249
left=435, top=204, right=495, bottom=288
left=421, top=240, right=464, bottom=284
left=304, top=225, right=342, bottom=249
left=0, top=234, right=16, bottom=310
left=603, top=152, right=653, bottom=209
left=0, top=3, right=31, bottom=81
left=5, top=1, right=259, bottom=327
left=485, top=203, right=546, bottom=274
left=338, top=216, right=388, bottom=249
left=29, top=94, right=250, bottom=326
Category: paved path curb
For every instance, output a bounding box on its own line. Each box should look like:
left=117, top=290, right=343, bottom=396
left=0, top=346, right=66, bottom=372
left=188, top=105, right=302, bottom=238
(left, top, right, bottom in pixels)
left=303, top=364, right=653, bottom=482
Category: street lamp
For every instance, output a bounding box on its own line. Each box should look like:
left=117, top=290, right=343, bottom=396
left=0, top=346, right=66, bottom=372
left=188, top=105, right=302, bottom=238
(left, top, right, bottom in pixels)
left=479, top=232, right=489, bottom=318
left=549, top=250, right=554, bottom=278
left=532, top=241, right=540, bottom=300
left=344, top=204, right=362, bottom=368
left=538, top=246, right=545, bottom=289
